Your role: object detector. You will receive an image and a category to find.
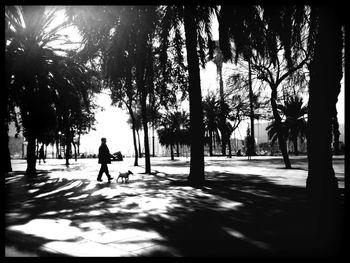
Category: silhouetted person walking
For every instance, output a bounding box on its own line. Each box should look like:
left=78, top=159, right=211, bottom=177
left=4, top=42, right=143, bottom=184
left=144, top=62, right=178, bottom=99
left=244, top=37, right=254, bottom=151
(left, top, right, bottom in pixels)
left=39, top=145, right=46, bottom=164
left=97, top=137, right=114, bottom=182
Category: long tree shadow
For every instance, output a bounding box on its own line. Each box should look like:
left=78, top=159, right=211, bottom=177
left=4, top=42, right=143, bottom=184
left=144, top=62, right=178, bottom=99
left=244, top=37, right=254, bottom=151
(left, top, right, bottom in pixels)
left=138, top=172, right=310, bottom=256
left=5, top=168, right=343, bottom=257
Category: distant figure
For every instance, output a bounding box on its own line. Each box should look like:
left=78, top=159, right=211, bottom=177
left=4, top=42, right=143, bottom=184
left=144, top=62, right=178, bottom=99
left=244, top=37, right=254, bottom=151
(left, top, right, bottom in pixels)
left=97, top=137, right=114, bottom=182
left=39, top=145, right=46, bottom=164
left=236, top=149, right=242, bottom=156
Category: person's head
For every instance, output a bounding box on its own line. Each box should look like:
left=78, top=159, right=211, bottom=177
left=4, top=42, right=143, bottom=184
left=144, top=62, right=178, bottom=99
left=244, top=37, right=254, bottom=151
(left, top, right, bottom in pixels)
left=101, top=137, right=107, bottom=144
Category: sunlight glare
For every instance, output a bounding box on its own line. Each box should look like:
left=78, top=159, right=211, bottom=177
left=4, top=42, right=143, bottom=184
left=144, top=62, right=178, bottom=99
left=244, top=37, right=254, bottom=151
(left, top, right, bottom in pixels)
left=9, top=218, right=82, bottom=241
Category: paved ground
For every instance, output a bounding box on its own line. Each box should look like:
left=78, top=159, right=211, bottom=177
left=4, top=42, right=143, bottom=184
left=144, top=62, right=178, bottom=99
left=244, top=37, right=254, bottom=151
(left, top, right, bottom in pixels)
left=5, top=155, right=345, bottom=257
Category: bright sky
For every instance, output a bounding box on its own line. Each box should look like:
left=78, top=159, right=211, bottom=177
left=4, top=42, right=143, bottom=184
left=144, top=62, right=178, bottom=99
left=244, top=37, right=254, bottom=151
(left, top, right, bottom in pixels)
left=7, top=6, right=345, bottom=155
left=79, top=94, right=134, bottom=155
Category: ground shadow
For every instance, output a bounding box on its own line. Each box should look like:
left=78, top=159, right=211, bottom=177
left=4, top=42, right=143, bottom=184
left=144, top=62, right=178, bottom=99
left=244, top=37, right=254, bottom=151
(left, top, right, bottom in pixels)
left=5, top=166, right=344, bottom=257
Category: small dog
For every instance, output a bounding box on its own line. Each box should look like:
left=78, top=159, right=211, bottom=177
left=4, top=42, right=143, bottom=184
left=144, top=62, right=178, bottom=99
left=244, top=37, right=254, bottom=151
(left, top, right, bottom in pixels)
left=116, top=170, right=133, bottom=183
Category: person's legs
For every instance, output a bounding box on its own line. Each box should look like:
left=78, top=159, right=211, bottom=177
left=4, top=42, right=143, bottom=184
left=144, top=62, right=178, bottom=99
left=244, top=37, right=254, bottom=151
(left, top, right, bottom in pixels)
left=97, top=164, right=104, bottom=181
left=104, top=164, right=113, bottom=180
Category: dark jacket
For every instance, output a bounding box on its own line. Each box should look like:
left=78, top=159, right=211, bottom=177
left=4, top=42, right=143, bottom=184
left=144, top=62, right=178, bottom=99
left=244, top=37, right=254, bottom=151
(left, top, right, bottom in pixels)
left=98, top=143, right=112, bottom=164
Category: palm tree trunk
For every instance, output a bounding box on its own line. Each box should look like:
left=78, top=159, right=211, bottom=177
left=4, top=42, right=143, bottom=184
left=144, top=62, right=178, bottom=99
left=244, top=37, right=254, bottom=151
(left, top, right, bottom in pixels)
left=176, top=142, right=180, bottom=157
left=77, top=132, right=81, bottom=156
left=293, top=137, right=299, bottom=156
left=65, top=124, right=70, bottom=167
left=72, top=142, right=77, bottom=161
left=184, top=6, right=205, bottom=184
left=215, top=42, right=226, bottom=157
left=228, top=137, right=232, bottom=158
left=332, top=107, right=340, bottom=155
left=129, top=110, right=139, bottom=166
left=26, top=132, right=36, bottom=175
left=140, top=91, right=151, bottom=173
left=170, top=144, right=174, bottom=160
left=213, top=132, right=216, bottom=151
left=36, top=141, right=39, bottom=159
left=3, top=75, right=12, bottom=172
left=65, top=142, right=70, bottom=166
left=271, top=86, right=291, bottom=169
left=137, top=129, right=142, bottom=158
left=152, top=126, right=155, bottom=157
left=56, top=135, right=60, bottom=159
left=221, top=131, right=226, bottom=156
left=248, top=59, right=256, bottom=155
left=209, top=130, right=213, bottom=156
left=306, top=6, right=342, bottom=253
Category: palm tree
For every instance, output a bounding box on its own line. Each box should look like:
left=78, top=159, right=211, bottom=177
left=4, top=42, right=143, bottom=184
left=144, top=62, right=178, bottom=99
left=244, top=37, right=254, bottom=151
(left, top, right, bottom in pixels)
left=68, top=6, right=157, bottom=174
left=282, top=95, right=307, bottom=156
left=52, top=54, right=100, bottom=166
left=211, top=40, right=227, bottom=155
left=247, top=59, right=256, bottom=155
left=157, top=110, right=190, bottom=160
left=160, top=5, right=218, bottom=184
left=202, top=93, right=220, bottom=156
left=305, top=6, right=344, bottom=249
left=219, top=5, right=311, bottom=169
left=6, top=6, right=71, bottom=174
left=266, top=95, right=307, bottom=156
left=219, top=5, right=344, bottom=249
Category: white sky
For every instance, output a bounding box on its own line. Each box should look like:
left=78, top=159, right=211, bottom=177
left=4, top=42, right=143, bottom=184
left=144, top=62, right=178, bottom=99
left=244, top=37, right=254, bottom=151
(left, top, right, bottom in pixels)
left=79, top=94, right=134, bottom=155
left=7, top=7, right=345, bottom=155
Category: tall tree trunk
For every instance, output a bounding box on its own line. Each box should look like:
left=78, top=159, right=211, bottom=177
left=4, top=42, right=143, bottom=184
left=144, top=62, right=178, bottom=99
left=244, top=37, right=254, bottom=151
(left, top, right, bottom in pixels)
left=129, top=109, right=139, bottom=166
left=184, top=6, right=205, bottom=184
left=26, top=132, right=36, bottom=175
left=248, top=59, right=256, bottom=155
left=332, top=108, right=340, bottom=155
left=3, top=71, right=12, bottom=172
left=176, top=142, right=180, bottom=157
left=65, top=125, right=70, bottom=167
left=271, top=86, right=292, bottom=168
left=56, top=136, right=60, bottom=159
left=228, top=137, right=232, bottom=158
left=213, top=131, right=216, bottom=151
left=139, top=90, right=151, bottom=173
left=170, top=144, right=174, bottom=161
left=135, top=27, right=151, bottom=173
left=36, top=141, right=39, bottom=159
left=152, top=126, right=155, bottom=157
left=293, top=136, right=299, bottom=156
left=221, top=131, right=226, bottom=156
left=77, top=132, right=81, bottom=156
left=215, top=41, right=226, bottom=156
left=306, top=6, right=343, bottom=254
left=137, top=129, right=142, bottom=158
left=72, top=142, right=77, bottom=162
left=209, top=130, right=213, bottom=156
